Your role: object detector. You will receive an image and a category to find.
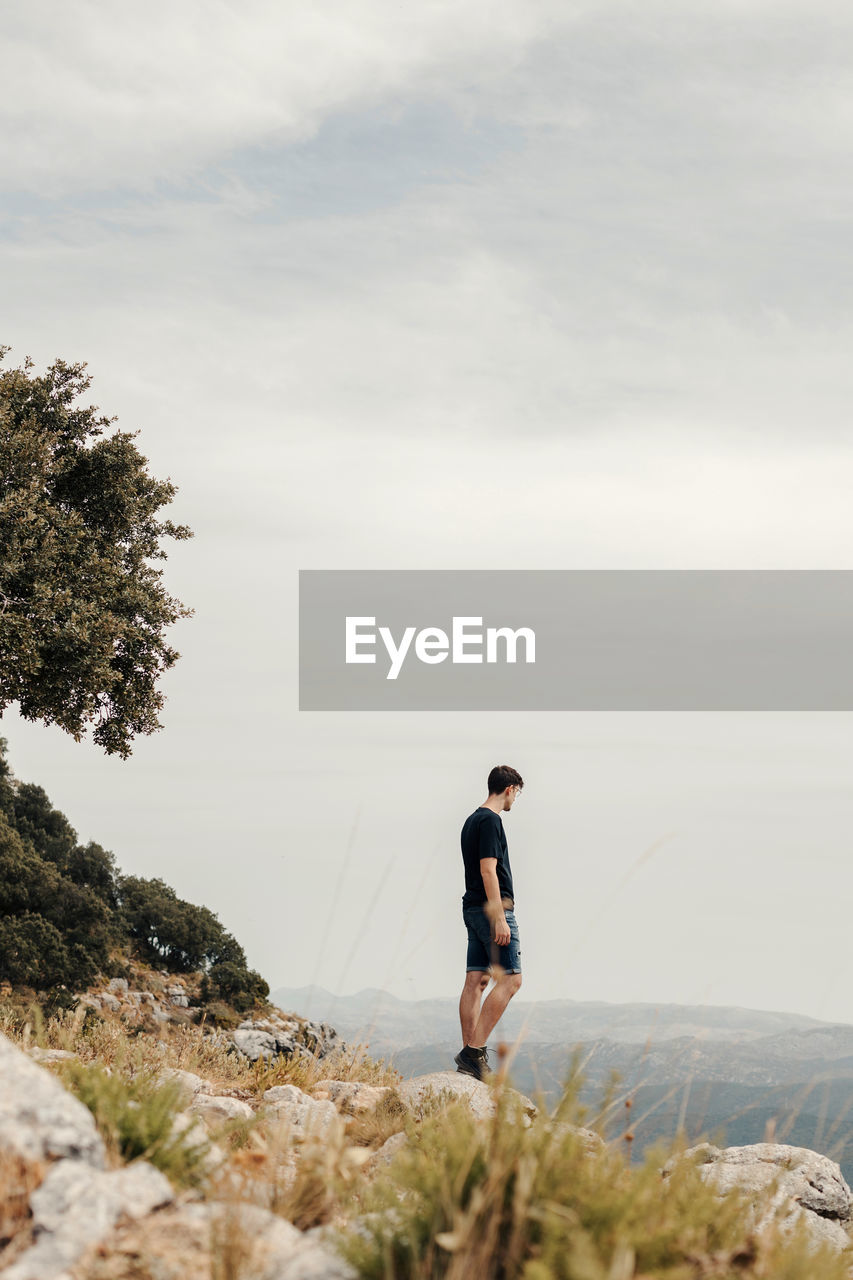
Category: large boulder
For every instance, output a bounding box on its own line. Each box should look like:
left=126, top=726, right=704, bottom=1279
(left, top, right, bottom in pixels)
left=396, top=1072, right=537, bottom=1122
left=263, top=1084, right=341, bottom=1138
left=4, top=1160, right=173, bottom=1280
left=0, top=1033, right=104, bottom=1167
left=188, top=1093, right=254, bottom=1126
left=664, top=1142, right=853, bottom=1252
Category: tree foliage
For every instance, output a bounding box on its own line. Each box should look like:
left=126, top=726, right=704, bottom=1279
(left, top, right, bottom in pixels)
left=0, top=350, right=192, bottom=756
left=0, top=740, right=267, bottom=1007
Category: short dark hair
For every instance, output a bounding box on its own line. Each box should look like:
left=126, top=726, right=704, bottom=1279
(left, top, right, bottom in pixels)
left=487, top=765, right=524, bottom=795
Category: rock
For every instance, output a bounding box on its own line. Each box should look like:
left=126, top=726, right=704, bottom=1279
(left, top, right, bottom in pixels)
left=169, top=993, right=190, bottom=1008
left=365, top=1131, right=408, bottom=1169
left=107, top=978, right=128, bottom=995
left=263, top=1085, right=340, bottom=1138
left=70, top=1201, right=355, bottom=1280
left=545, top=1119, right=605, bottom=1155
left=0, top=1033, right=104, bottom=1167
left=189, top=1094, right=254, bottom=1125
left=232, top=1014, right=346, bottom=1064
left=3, top=1159, right=173, bottom=1279
left=396, top=1072, right=537, bottom=1122
left=665, top=1142, right=853, bottom=1252
left=311, top=1081, right=392, bottom=1112
left=158, top=1068, right=210, bottom=1100
left=170, top=1112, right=226, bottom=1175
left=232, top=1028, right=280, bottom=1062
left=99, top=992, right=121, bottom=1013
left=26, top=1048, right=78, bottom=1065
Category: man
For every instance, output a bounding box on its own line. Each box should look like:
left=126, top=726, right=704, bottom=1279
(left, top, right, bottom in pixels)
left=455, top=764, right=524, bottom=1081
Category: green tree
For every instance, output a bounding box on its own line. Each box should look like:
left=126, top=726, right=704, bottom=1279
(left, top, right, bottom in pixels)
left=0, top=811, right=112, bottom=988
left=207, top=960, right=270, bottom=1012
left=0, top=350, right=192, bottom=756
left=119, top=875, right=251, bottom=974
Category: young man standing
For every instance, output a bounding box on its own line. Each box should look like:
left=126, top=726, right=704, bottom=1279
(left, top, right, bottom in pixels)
left=455, top=764, right=524, bottom=1081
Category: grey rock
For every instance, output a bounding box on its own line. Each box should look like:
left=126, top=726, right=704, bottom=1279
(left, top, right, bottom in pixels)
left=232, top=1028, right=279, bottom=1061
left=189, top=1093, right=254, bottom=1125
left=365, top=1131, right=408, bottom=1169
left=665, top=1142, right=853, bottom=1253
left=4, top=1159, right=173, bottom=1279
left=232, top=1015, right=346, bottom=1064
left=0, top=1033, right=104, bottom=1166
left=26, top=1048, right=78, bottom=1065
left=168, top=993, right=190, bottom=1008
left=99, top=992, right=121, bottom=1013
left=205, top=1203, right=355, bottom=1280
left=545, top=1119, right=605, bottom=1154
left=170, top=1111, right=225, bottom=1175
left=396, top=1072, right=537, bottom=1122
left=107, top=978, right=129, bottom=994
left=158, top=1067, right=210, bottom=1099
left=311, top=1080, right=392, bottom=1112
left=263, top=1084, right=340, bottom=1138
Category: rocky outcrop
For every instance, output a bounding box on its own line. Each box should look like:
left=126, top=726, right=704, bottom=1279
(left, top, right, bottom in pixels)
left=0, top=1035, right=103, bottom=1168
left=230, top=1011, right=345, bottom=1064
left=0, top=1031, right=356, bottom=1278
left=664, top=1142, right=853, bottom=1252
left=4, top=1161, right=173, bottom=1280
left=76, top=973, right=198, bottom=1028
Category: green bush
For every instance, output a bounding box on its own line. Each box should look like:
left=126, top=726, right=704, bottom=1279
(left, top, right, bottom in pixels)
left=62, top=1061, right=212, bottom=1188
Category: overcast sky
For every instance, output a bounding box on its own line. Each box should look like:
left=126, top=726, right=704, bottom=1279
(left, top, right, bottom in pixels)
left=3, top=1, right=853, bottom=1027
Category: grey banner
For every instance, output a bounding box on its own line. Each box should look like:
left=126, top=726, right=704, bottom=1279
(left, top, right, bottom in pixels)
left=298, top=571, right=853, bottom=710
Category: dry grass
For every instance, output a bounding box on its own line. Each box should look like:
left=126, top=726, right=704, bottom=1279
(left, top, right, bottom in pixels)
left=343, top=1090, right=409, bottom=1149
left=338, top=1080, right=853, bottom=1280
left=0, top=999, right=400, bottom=1101
left=0, top=1151, right=44, bottom=1268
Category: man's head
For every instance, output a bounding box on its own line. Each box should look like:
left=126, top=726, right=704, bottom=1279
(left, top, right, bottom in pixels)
left=487, top=764, right=524, bottom=811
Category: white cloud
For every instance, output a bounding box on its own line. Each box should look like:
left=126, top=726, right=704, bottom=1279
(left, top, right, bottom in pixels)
left=2, top=0, right=568, bottom=193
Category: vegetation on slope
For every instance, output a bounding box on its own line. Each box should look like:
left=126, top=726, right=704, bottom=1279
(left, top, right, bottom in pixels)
left=0, top=739, right=267, bottom=1011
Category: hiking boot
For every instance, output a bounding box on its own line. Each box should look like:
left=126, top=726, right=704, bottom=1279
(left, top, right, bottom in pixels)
left=454, top=1045, right=491, bottom=1081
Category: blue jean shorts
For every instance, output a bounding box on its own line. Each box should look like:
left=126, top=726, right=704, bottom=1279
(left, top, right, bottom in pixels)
left=463, top=904, right=521, bottom=975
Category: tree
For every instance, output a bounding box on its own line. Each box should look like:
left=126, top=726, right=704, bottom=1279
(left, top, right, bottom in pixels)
left=118, top=874, right=252, bottom=975
left=0, top=350, right=192, bottom=756
left=0, top=811, right=113, bottom=989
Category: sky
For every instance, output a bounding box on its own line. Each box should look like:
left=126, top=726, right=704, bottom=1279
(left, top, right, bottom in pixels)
left=3, top=1, right=853, bottom=1024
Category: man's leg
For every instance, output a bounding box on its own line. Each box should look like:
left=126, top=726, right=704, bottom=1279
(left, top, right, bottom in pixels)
left=469, top=972, right=522, bottom=1048
left=459, top=970, right=490, bottom=1046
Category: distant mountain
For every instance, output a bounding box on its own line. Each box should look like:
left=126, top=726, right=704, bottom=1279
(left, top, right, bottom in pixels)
left=270, top=985, right=830, bottom=1055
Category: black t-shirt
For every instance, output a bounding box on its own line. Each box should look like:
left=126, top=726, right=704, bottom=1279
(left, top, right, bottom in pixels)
left=461, top=807, right=514, bottom=908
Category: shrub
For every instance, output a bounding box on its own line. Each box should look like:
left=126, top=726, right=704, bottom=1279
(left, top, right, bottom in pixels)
left=339, top=1080, right=853, bottom=1280
left=61, top=1061, right=212, bottom=1188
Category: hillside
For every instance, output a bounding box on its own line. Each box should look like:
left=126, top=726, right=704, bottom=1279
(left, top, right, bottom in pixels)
left=0, top=739, right=267, bottom=1017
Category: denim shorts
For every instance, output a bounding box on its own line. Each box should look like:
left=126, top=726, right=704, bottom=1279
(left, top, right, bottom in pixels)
left=463, top=904, right=521, bottom=975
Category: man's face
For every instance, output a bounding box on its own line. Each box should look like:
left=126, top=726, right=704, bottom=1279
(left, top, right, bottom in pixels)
left=503, top=784, right=522, bottom=811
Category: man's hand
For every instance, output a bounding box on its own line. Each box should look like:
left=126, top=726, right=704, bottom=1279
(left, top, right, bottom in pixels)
left=493, top=915, right=511, bottom=947
left=480, top=858, right=511, bottom=947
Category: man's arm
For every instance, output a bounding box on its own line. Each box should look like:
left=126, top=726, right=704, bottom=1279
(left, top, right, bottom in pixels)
left=479, top=857, right=511, bottom=946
